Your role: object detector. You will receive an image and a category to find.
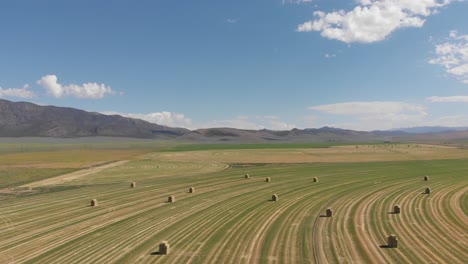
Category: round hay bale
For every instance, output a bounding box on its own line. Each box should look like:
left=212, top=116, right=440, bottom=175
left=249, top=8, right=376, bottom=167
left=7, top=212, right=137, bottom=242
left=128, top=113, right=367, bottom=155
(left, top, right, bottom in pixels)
left=131, top=182, right=136, bottom=188
left=168, top=195, right=175, bottom=203
left=393, top=205, right=401, bottom=214
left=424, top=175, right=429, bottom=181
left=313, top=177, right=318, bottom=183
left=265, top=177, right=271, bottom=183
left=90, top=199, right=98, bottom=207
left=425, top=187, right=431, bottom=194
left=387, top=234, right=398, bottom=248
left=245, top=174, right=250, bottom=179
left=159, top=241, right=170, bottom=255
left=189, top=187, right=195, bottom=193
left=326, top=208, right=333, bottom=217
left=272, top=194, right=279, bottom=201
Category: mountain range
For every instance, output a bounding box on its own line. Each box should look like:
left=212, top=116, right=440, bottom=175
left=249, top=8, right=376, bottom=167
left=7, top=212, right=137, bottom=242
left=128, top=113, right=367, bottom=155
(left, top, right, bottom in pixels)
left=1, top=99, right=467, bottom=143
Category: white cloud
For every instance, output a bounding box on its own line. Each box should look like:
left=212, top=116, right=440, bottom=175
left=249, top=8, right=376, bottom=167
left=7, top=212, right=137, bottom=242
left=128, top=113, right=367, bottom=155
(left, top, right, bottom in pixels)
left=427, top=95, right=468, bottom=102
left=310, top=101, right=426, bottom=115
left=101, top=112, right=295, bottom=130
left=226, top=18, right=237, bottom=24
left=103, top=111, right=193, bottom=128
left=324, top=53, right=336, bottom=58
left=429, top=30, right=468, bottom=84
left=199, top=115, right=296, bottom=130
left=421, top=115, right=468, bottom=127
left=37, top=75, right=115, bottom=99
left=309, top=101, right=427, bottom=130
left=283, top=0, right=313, bottom=4
left=0, top=84, right=36, bottom=99
left=297, top=0, right=454, bottom=43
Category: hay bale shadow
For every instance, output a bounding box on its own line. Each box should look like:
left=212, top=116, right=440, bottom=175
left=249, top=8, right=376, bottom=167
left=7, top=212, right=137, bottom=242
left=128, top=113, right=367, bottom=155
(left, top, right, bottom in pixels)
left=319, top=214, right=328, bottom=217
left=379, top=245, right=391, bottom=248
left=388, top=212, right=396, bottom=214
left=150, top=251, right=161, bottom=255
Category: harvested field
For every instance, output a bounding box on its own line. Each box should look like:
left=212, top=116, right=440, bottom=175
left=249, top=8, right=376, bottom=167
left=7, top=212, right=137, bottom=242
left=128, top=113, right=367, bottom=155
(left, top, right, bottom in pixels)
left=0, top=145, right=467, bottom=263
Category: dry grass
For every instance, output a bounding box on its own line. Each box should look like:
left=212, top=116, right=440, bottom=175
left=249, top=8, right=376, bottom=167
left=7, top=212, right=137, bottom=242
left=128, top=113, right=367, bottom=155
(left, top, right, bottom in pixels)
left=150, top=144, right=468, bottom=164
left=1, top=145, right=467, bottom=263
left=0, top=149, right=148, bottom=169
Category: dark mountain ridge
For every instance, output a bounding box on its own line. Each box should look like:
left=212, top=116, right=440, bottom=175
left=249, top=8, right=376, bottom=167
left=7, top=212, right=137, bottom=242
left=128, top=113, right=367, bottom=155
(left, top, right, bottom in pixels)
left=2, top=99, right=467, bottom=143
left=0, top=99, right=188, bottom=138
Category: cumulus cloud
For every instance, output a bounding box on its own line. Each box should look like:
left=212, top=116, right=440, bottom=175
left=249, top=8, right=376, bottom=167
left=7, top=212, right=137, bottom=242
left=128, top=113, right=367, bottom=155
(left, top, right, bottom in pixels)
left=0, top=84, right=36, bottom=99
left=426, top=95, right=468, bottom=102
left=297, top=0, right=454, bottom=43
left=309, top=101, right=427, bottom=130
left=37, top=75, right=115, bottom=99
left=103, top=111, right=193, bottom=128
left=226, top=18, right=238, bottom=24
left=429, top=30, right=468, bottom=84
left=199, top=115, right=296, bottom=130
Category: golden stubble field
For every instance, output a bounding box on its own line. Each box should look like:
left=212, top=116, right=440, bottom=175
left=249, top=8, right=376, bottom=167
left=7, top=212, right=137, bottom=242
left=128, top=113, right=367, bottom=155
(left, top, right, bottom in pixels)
left=0, top=143, right=467, bottom=263
left=152, top=144, right=468, bottom=164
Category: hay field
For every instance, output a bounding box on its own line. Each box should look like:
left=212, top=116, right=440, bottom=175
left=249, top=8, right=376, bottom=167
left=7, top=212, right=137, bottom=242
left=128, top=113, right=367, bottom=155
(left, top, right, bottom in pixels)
left=0, top=144, right=467, bottom=263
left=0, top=144, right=157, bottom=189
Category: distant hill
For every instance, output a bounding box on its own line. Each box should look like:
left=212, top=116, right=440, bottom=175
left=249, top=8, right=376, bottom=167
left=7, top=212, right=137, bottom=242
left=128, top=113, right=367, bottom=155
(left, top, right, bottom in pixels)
left=178, top=127, right=384, bottom=143
left=390, top=126, right=468, bottom=134
left=3, top=99, right=468, bottom=144
left=0, top=99, right=188, bottom=138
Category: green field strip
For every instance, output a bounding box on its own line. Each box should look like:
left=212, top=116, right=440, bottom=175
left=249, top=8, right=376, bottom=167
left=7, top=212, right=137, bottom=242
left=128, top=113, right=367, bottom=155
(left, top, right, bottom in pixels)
left=371, top=179, right=429, bottom=263
left=450, top=187, right=468, bottom=229
left=407, top=185, right=445, bottom=262
left=416, top=183, right=463, bottom=262
left=115, top=180, right=291, bottom=263
left=30, top=165, right=300, bottom=262
left=244, top=187, right=324, bottom=263
left=460, top=190, right=468, bottom=215
left=441, top=185, right=468, bottom=231
left=162, top=143, right=349, bottom=152
left=213, top=182, right=321, bottom=263
left=350, top=189, right=394, bottom=263
left=391, top=186, right=432, bottom=263
left=2, top=158, right=468, bottom=263
left=418, top=185, right=467, bottom=262
left=0, top=168, right=76, bottom=189
left=23, top=176, right=256, bottom=260
left=429, top=185, right=468, bottom=261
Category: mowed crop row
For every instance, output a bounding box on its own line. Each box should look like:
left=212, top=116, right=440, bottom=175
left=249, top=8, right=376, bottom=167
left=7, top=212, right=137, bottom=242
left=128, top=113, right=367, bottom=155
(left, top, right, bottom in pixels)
left=0, top=154, right=467, bottom=263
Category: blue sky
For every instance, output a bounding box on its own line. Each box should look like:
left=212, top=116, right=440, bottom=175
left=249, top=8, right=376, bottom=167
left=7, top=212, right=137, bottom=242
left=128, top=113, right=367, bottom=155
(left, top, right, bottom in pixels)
left=1, top=0, right=467, bottom=131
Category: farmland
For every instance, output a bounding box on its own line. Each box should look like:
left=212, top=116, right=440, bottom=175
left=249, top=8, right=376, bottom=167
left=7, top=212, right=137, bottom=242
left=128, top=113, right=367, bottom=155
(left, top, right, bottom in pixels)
left=0, top=143, right=467, bottom=263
